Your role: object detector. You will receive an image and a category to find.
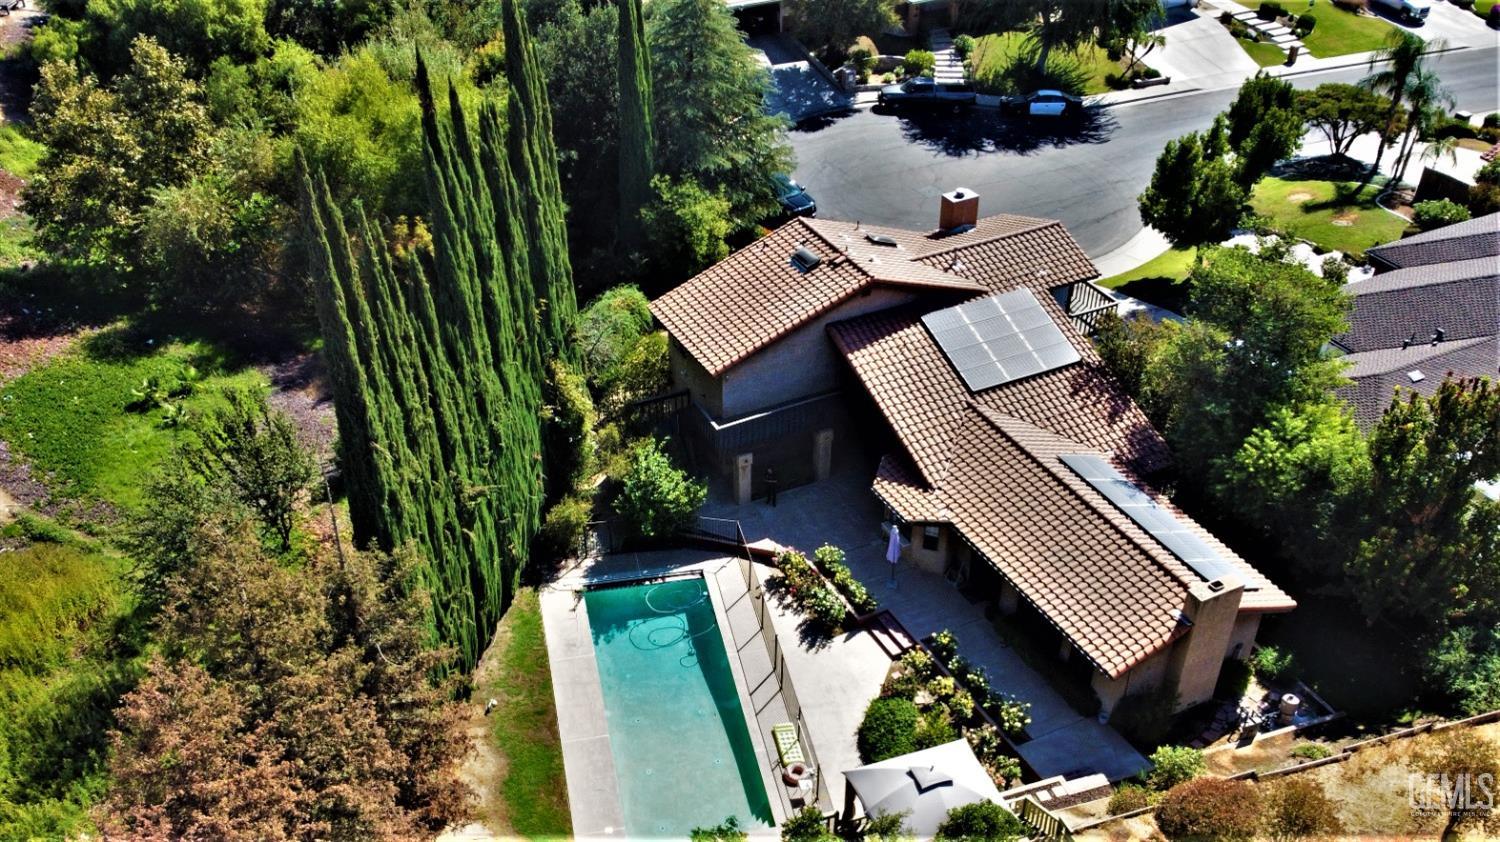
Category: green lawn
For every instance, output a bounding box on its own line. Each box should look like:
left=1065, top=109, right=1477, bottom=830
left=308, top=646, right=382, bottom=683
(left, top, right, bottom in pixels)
left=1099, top=246, right=1198, bottom=288
left=1237, top=36, right=1287, bottom=68
left=476, top=587, right=570, bottom=838
left=0, top=125, right=45, bottom=179
left=0, top=542, right=141, bottom=840
left=0, top=335, right=265, bottom=513
left=1250, top=176, right=1411, bottom=258
left=1293, top=0, right=1397, bottom=58
left=969, top=32, right=1123, bottom=95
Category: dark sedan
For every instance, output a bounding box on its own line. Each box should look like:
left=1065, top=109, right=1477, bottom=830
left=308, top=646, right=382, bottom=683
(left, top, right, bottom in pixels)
left=773, top=174, right=816, bottom=217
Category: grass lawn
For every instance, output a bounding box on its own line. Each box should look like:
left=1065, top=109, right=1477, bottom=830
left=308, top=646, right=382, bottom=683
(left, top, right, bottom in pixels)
left=1250, top=176, right=1410, bottom=258
left=969, top=32, right=1122, bottom=95
left=0, top=125, right=45, bottom=179
left=473, top=587, right=570, bottom=838
left=0, top=334, right=265, bottom=513
left=1295, top=0, right=1396, bottom=58
left=0, top=541, right=141, bottom=840
left=1237, top=36, right=1287, bottom=67
left=1099, top=246, right=1198, bottom=288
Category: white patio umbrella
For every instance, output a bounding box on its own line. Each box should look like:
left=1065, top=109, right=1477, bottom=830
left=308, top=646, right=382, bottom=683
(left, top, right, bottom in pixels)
left=843, top=740, right=1006, bottom=837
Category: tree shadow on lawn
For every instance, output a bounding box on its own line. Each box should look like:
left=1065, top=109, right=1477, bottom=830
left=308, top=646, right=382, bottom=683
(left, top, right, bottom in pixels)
left=890, top=105, right=1118, bottom=157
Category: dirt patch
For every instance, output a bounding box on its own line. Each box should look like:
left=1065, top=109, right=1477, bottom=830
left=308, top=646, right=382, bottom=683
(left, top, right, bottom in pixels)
left=262, top=352, right=336, bottom=468
left=1286, top=191, right=1315, bottom=203
left=0, top=8, right=46, bottom=125
left=1331, top=209, right=1359, bottom=227
left=458, top=614, right=516, bottom=835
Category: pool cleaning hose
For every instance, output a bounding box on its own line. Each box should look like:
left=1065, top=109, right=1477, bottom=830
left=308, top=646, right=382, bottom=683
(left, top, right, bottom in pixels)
left=632, top=583, right=719, bottom=667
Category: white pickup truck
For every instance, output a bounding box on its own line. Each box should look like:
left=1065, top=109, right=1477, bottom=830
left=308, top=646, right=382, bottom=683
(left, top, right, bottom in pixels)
left=1369, top=0, right=1432, bottom=22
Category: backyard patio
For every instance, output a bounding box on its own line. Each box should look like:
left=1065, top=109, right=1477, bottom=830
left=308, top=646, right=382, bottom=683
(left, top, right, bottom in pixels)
left=700, top=460, right=1152, bottom=783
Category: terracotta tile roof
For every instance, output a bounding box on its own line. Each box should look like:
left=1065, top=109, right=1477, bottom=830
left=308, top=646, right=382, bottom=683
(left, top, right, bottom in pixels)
left=1335, top=259, right=1498, bottom=354
left=649, top=214, right=1095, bottom=376
left=1337, top=336, right=1499, bottom=428
left=649, top=217, right=987, bottom=376
left=892, top=406, right=1293, bottom=677
left=872, top=454, right=941, bottom=522
left=1365, top=212, right=1500, bottom=270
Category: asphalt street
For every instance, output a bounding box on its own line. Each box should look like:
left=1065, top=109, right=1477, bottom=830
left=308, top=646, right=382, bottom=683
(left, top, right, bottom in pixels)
left=787, top=46, right=1500, bottom=258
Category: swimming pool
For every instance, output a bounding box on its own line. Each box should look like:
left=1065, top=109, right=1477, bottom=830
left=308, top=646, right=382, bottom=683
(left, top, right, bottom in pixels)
left=584, top=577, right=773, bottom=838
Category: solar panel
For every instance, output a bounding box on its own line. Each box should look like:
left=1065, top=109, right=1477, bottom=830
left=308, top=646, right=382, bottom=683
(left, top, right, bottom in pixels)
left=1058, top=454, right=1243, bottom=586
left=921, top=288, right=1081, bottom=392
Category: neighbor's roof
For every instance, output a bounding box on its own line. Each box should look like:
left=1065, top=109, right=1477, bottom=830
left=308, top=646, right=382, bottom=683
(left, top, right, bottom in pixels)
left=1337, top=335, right=1499, bottom=426
left=1334, top=259, right=1498, bottom=354
left=884, top=406, right=1293, bottom=678
left=1364, top=212, right=1500, bottom=270
left=649, top=214, right=1096, bottom=376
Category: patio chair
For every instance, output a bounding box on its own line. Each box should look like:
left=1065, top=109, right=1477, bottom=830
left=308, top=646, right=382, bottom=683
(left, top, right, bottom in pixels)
left=772, top=722, right=805, bottom=767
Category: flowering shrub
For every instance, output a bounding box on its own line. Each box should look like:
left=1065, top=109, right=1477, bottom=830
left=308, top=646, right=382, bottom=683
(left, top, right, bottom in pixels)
left=898, top=648, right=935, bottom=680
left=990, top=694, right=1032, bottom=736
left=776, top=549, right=847, bottom=630
left=929, top=629, right=959, bottom=662
left=812, top=543, right=877, bottom=614
left=803, top=586, right=847, bottom=628
left=1156, top=777, right=1261, bottom=841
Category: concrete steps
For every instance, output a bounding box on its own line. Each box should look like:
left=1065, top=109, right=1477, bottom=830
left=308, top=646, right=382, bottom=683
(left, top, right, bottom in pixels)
left=928, top=27, right=968, bottom=83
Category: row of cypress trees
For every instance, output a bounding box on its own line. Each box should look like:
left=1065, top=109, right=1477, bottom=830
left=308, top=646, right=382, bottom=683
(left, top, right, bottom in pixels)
left=297, top=0, right=578, bottom=670
left=616, top=0, right=655, bottom=246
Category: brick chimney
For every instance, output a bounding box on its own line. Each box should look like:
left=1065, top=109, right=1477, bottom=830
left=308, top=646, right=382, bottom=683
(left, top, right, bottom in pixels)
left=939, top=188, right=980, bottom=231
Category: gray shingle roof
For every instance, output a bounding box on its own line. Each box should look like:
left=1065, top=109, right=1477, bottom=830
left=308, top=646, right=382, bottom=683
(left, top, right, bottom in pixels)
left=1334, top=264, right=1498, bottom=353
left=1364, top=212, right=1500, bottom=270
left=1336, top=336, right=1499, bottom=426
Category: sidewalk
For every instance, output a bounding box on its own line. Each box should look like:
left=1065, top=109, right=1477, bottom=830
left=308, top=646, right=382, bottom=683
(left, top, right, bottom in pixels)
left=1089, top=226, right=1173, bottom=279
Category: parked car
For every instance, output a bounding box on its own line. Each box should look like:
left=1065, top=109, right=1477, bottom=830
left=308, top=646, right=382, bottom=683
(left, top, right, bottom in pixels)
left=1369, top=0, right=1431, bottom=21
left=877, top=78, right=977, bottom=111
left=1000, top=89, right=1083, bottom=118
left=772, top=174, right=816, bottom=218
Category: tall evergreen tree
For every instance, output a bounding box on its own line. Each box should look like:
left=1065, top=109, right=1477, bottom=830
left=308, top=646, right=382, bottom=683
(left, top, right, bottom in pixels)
left=616, top=0, right=655, bottom=247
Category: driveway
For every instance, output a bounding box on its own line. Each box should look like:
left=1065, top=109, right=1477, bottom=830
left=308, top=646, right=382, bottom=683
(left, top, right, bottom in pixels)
left=1147, top=10, right=1260, bottom=91
left=701, top=464, right=1152, bottom=783
left=748, top=34, right=853, bottom=122
left=1381, top=1, right=1500, bottom=48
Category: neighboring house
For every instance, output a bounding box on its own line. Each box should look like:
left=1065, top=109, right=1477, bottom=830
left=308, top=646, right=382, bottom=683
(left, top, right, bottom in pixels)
left=1333, top=212, right=1500, bottom=427
left=650, top=190, right=1295, bottom=718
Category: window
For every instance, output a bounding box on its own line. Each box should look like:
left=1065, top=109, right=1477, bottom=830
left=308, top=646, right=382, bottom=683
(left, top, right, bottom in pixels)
left=921, top=525, right=941, bottom=551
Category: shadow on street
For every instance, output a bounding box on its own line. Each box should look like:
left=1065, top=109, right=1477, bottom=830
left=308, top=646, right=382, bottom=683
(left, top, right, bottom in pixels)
left=888, top=105, right=1119, bottom=157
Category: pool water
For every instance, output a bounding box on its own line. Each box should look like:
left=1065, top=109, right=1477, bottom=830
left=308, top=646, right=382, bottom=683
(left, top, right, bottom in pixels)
left=585, top=577, right=773, bottom=838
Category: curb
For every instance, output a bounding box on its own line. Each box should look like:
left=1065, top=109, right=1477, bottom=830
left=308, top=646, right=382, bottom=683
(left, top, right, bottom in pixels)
left=1271, top=43, right=1471, bottom=79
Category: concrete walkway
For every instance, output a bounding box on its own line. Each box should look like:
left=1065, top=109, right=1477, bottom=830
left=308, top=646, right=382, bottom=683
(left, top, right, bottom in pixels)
left=929, top=28, right=967, bottom=84
left=749, top=33, right=854, bottom=121
left=702, top=465, right=1152, bottom=782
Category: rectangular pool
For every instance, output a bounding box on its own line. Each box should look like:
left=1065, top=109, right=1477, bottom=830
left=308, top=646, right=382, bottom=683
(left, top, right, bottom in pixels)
left=585, top=577, right=773, bottom=837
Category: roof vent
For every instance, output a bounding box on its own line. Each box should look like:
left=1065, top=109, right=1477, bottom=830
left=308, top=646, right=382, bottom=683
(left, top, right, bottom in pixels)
left=865, top=233, right=898, bottom=247
left=1407, top=370, right=1426, bottom=383
left=790, top=247, right=822, bottom=272
left=1432, top=328, right=1445, bottom=345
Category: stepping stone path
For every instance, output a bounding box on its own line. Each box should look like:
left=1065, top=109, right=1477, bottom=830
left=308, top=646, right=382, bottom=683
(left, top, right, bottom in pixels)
left=1228, top=9, right=1304, bottom=54
left=929, top=28, right=968, bottom=84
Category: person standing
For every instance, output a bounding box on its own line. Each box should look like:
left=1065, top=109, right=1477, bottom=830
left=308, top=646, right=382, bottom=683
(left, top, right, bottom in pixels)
left=765, top=467, right=779, bottom=507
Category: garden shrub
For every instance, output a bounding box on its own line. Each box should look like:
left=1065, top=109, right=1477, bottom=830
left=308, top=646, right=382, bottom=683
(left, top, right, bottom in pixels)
left=934, top=801, right=1026, bottom=842
left=1320, top=255, right=1350, bottom=284
left=862, top=810, right=911, bottom=841
left=803, top=585, right=847, bottom=629
left=902, top=49, right=935, bottom=77
left=1107, top=783, right=1152, bottom=813
left=1485, top=112, right=1500, bottom=129
left=965, top=723, right=1023, bottom=787
left=1142, top=66, right=1162, bottom=79
left=1147, top=745, right=1206, bottom=791
left=914, top=704, right=958, bottom=750
left=1258, top=1, right=1285, bottom=20
left=813, top=543, right=876, bottom=614
left=1412, top=199, right=1472, bottom=231
left=1215, top=658, right=1252, bottom=701
left=928, top=629, right=958, bottom=663
left=990, top=694, right=1032, bottom=737
left=1112, top=684, right=1179, bottom=747
left=613, top=438, right=706, bottom=541
left=1250, top=645, right=1295, bottom=682
left=1290, top=742, right=1333, bottom=760
left=1295, top=13, right=1316, bottom=34
left=544, top=359, right=598, bottom=496
left=780, top=806, right=836, bottom=842
left=691, top=816, right=747, bottom=841
left=1262, top=777, right=1341, bottom=839
left=953, top=34, right=975, bottom=58
left=898, top=648, right=935, bottom=681
left=1155, top=777, right=1261, bottom=841
left=537, top=494, right=593, bottom=563
left=858, top=697, right=920, bottom=762
left=576, top=285, right=653, bottom=383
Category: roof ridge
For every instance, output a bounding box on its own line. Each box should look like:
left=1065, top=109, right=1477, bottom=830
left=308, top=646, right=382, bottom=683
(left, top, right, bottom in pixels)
left=916, top=217, right=1062, bottom=261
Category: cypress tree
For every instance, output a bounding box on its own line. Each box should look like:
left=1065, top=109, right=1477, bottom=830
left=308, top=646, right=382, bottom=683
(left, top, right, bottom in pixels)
left=616, top=0, right=655, bottom=249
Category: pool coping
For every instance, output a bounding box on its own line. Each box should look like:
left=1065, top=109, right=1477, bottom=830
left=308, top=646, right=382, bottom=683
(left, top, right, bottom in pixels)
left=541, top=554, right=785, bottom=839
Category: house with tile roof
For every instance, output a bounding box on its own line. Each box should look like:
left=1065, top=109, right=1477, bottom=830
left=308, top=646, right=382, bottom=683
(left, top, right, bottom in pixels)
left=650, top=190, right=1296, bottom=718
left=1333, top=212, right=1499, bottom=428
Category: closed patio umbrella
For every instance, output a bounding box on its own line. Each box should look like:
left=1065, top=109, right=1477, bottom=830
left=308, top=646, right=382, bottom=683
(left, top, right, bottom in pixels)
left=842, top=740, right=1007, bottom=837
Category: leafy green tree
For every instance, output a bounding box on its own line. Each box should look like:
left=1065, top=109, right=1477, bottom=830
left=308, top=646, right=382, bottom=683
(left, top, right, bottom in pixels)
left=1235, top=108, right=1303, bottom=189
left=1225, top=72, right=1295, bottom=148
left=1296, top=83, right=1391, bottom=157
left=575, top=284, right=653, bottom=381
left=1147, top=745, right=1206, bottom=791
left=642, top=175, right=732, bottom=279
left=1389, top=69, right=1454, bottom=186
left=783, top=0, right=896, bottom=59
left=82, top=0, right=271, bottom=75
left=648, top=0, right=792, bottom=230
left=186, top=388, right=316, bottom=553
left=25, top=37, right=211, bottom=273
left=613, top=438, right=706, bottom=541
left=1105, top=0, right=1166, bottom=77
left=1427, top=625, right=1500, bottom=715
left=1138, top=131, right=1245, bottom=248
left=1217, top=401, right=1368, bottom=573
left=691, top=816, right=748, bottom=842
left=127, top=454, right=239, bottom=608
left=781, top=805, right=837, bottom=842
left=264, top=0, right=400, bottom=56
left=1345, top=377, right=1500, bottom=625
left=617, top=0, right=655, bottom=247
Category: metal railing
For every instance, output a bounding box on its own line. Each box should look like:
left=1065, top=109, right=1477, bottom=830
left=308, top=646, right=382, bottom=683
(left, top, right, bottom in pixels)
left=705, top=517, right=833, bottom=815
left=1064, top=279, right=1118, bottom=335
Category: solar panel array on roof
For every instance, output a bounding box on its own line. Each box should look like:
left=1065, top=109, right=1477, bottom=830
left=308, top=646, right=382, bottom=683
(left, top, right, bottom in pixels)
left=1059, top=453, right=1244, bottom=586
left=921, top=288, right=1080, bottom=392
